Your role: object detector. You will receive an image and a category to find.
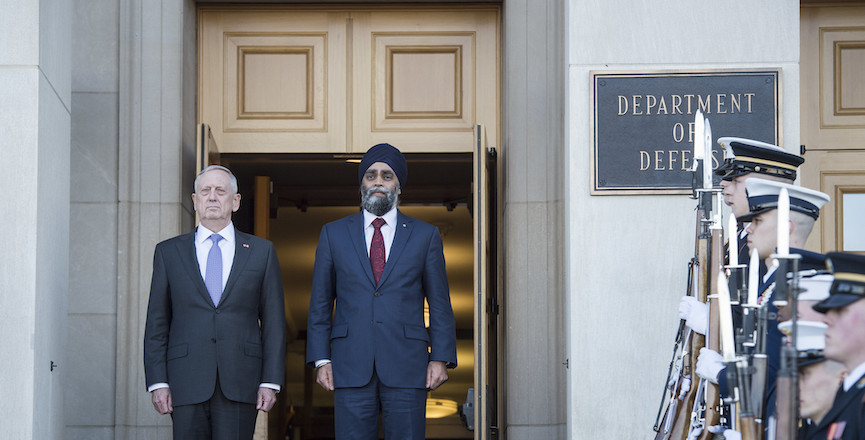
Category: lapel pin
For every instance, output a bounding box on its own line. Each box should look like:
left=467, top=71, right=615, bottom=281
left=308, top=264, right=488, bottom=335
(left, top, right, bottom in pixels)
left=243, top=243, right=249, bottom=248
left=402, top=223, right=407, bottom=228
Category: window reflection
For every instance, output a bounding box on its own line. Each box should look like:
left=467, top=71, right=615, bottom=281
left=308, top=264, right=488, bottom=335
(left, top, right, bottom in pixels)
left=843, top=192, right=865, bottom=251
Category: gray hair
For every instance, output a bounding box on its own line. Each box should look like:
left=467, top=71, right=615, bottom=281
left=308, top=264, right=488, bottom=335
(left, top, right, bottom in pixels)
left=194, top=165, right=238, bottom=194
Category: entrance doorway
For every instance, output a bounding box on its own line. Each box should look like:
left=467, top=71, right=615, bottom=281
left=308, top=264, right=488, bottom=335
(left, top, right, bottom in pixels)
left=224, top=153, right=478, bottom=439
left=197, top=4, right=502, bottom=437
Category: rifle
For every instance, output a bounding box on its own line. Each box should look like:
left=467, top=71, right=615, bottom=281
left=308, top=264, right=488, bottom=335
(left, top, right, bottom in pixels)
left=719, top=268, right=762, bottom=440
left=719, top=246, right=769, bottom=440
left=652, top=110, right=722, bottom=440
left=695, top=214, right=723, bottom=440
left=773, top=252, right=802, bottom=440
left=652, top=261, right=698, bottom=440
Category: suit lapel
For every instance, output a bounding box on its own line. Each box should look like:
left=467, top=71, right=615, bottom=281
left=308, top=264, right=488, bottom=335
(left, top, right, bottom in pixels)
left=222, top=228, right=252, bottom=305
left=378, top=211, right=413, bottom=287
left=175, top=231, right=213, bottom=306
left=348, top=212, right=377, bottom=286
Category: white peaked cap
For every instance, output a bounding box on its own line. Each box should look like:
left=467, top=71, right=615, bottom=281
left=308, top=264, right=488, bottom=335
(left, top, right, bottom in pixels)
left=798, top=274, right=833, bottom=302
left=741, top=178, right=830, bottom=222
left=777, top=320, right=827, bottom=352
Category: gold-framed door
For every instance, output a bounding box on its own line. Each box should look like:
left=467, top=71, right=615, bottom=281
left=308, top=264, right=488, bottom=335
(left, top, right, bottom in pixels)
left=473, top=124, right=500, bottom=440
left=800, top=4, right=865, bottom=255
left=197, top=5, right=499, bottom=154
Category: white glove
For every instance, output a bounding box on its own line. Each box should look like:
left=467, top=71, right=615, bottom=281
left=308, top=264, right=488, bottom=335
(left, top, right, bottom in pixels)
left=724, top=430, right=742, bottom=440
left=707, top=425, right=741, bottom=440
left=678, top=296, right=708, bottom=335
left=696, top=347, right=724, bottom=385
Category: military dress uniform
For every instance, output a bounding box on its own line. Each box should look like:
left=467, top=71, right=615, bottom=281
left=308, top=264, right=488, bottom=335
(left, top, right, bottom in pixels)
left=775, top=310, right=834, bottom=440
left=716, top=137, right=805, bottom=267
left=799, top=378, right=865, bottom=440
left=714, top=179, right=830, bottom=423
left=808, top=252, right=865, bottom=440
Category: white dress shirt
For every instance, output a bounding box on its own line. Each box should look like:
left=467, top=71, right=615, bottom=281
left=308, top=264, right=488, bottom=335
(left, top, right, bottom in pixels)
left=195, top=223, right=236, bottom=291
left=363, top=206, right=398, bottom=260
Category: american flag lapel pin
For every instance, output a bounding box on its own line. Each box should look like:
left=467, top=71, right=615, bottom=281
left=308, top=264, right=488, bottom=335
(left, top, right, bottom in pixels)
left=243, top=243, right=250, bottom=248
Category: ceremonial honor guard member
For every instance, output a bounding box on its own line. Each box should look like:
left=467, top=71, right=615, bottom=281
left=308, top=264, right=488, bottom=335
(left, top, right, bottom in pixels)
left=717, top=137, right=803, bottom=265
left=693, top=178, right=830, bottom=422
left=777, top=273, right=835, bottom=323
left=679, top=138, right=804, bottom=333
left=774, top=275, right=849, bottom=439
left=810, top=252, right=865, bottom=439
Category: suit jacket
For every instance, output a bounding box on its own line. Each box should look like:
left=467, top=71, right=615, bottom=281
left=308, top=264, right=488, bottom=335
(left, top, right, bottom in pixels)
left=803, top=373, right=865, bottom=440
left=306, top=210, right=457, bottom=389
left=143, top=228, right=286, bottom=406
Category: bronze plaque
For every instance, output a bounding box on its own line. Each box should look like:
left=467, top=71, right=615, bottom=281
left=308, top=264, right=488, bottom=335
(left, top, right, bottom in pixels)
left=591, top=70, right=781, bottom=194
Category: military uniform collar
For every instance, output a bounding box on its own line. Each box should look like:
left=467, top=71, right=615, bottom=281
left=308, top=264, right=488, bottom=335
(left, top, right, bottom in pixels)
left=842, top=361, right=865, bottom=392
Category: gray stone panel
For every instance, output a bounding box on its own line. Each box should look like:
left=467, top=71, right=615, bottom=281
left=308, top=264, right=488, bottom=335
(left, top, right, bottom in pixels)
left=39, top=0, right=72, bottom=106
left=118, top=426, right=173, bottom=439
left=0, top=3, right=37, bottom=65
left=65, top=427, right=115, bottom=440
left=69, top=202, right=118, bottom=314
left=72, top=0, right=119, bottom=92
left=503, top=201, right=566, bottom=427
left=65, top=313, right=116, bottom=426
left=0, top=69, right=40, bottom=439
left=568, top=0, right=798, bottom=65
left=506, top=424, right=566, bottom=439
left=34, top=71, right=72, bottom=440
left=71, top=92, right=119, bottom=204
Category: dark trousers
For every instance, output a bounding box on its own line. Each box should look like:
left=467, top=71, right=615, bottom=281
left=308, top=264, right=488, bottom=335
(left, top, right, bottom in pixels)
left=333, top=369, right=427, bottom=440
left=171, top=378, right=257, bottom=440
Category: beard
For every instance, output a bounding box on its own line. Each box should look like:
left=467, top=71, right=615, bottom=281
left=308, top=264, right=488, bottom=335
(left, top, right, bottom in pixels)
left=361, top=185, right=398, bottom=216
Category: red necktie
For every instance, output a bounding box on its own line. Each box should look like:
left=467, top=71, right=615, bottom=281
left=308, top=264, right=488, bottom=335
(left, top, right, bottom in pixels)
left=370, top=218, right=386, bottom=284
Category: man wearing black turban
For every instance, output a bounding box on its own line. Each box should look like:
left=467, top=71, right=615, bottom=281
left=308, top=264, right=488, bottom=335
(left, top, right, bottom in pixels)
left=306, top=143, right=458, bottom=439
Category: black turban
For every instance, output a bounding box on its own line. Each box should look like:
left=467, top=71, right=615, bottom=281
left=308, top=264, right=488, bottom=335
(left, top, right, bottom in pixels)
left=358, top=143, right=407, bottom=188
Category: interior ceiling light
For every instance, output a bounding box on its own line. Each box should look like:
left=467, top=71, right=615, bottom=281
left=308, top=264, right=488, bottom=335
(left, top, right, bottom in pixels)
left=426, top=398, right=458, bottom=419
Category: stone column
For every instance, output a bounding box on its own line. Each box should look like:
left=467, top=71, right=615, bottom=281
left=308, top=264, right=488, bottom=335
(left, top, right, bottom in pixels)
left=65, top=0, right=121, bottom=437
left=113, top=0, right=193, bottom=438
left=0, top=0, right=71, bottom=439
left=501, top=0, right=567, bottom=437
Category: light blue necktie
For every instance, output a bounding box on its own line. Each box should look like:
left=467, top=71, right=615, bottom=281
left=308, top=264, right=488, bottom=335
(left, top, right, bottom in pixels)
left=205, top=234, right=223, bottom=306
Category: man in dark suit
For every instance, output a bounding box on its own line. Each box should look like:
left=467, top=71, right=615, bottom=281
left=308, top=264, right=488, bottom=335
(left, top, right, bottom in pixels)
left=306, top=143, right=457, bottom=440
left=809, top=252, right=865, bottom=439
left=144, top=165, right=286, bottom=439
